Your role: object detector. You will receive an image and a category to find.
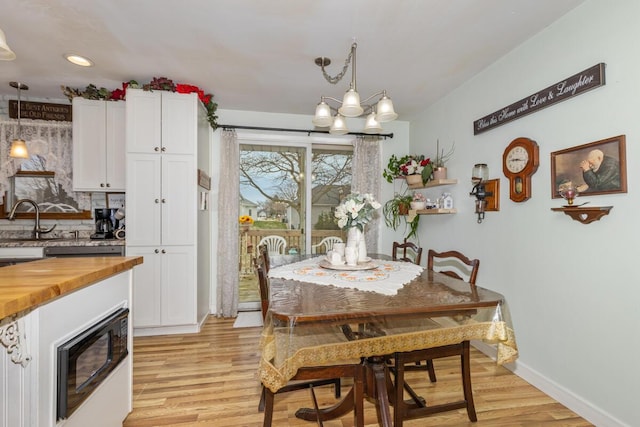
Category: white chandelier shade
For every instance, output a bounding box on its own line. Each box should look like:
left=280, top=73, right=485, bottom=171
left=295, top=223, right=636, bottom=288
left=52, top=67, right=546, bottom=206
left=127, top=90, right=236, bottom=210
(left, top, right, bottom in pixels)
left=312, top=100, right=333, bottom=128
left=329, top=114, right=349, bottom=135
left=312, top=42, right=397, bottom=134
left=363, top=112, right=383, bottom=134
left=338, top=88, right=364, bottom=117
left=375, top=92, right=398, bottom=122
left=0, top=28, right=16, bottom=61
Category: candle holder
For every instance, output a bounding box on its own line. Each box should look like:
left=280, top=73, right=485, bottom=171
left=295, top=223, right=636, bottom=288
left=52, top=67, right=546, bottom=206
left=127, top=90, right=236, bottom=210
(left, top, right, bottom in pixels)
left=558, top=186, right=578, bottom=206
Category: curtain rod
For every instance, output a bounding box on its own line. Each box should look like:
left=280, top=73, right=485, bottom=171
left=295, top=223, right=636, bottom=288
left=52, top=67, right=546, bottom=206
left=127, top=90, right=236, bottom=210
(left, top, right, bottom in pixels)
left=219, top=124, right=393, bottom=139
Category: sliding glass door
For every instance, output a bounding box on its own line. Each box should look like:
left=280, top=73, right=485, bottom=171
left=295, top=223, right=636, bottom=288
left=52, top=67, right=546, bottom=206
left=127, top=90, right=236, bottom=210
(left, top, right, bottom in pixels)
left=238, top=136, right=352, bottom=306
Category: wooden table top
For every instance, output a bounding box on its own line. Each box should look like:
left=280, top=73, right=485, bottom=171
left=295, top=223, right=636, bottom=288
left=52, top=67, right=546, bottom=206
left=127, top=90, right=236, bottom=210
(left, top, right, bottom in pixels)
left=268, top=267, right=504, bottom=324
left=0, top=256, right=143, bottom=320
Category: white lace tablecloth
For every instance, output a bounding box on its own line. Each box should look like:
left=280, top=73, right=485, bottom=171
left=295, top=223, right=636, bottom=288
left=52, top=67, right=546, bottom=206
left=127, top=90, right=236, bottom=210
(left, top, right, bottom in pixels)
left=268, top=256, right=424, bottom=295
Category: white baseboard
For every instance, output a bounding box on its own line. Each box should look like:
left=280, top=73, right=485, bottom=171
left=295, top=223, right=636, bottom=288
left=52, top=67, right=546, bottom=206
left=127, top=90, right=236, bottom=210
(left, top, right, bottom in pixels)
left=471, top=341, right=629, bottom=427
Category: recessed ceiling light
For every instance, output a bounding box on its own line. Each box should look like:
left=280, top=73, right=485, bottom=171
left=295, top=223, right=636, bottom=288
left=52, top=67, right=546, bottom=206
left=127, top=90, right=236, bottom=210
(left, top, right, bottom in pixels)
left=64, top=53, right=93, bottom=67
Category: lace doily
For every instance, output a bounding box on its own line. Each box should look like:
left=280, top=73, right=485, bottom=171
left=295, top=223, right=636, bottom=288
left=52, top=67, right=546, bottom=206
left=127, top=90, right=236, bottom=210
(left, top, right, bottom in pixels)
left=268, top=256, right=424, bottom=295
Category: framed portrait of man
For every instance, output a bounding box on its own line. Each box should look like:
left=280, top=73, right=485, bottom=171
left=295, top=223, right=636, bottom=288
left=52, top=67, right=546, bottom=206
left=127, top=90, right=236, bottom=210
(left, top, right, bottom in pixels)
left=550, top=135, right=627, bottom=198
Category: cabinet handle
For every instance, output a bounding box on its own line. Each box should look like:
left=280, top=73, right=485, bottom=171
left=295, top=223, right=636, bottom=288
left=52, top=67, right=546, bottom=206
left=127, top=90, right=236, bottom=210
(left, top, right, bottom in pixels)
left=161, top=249, right=166, bottom=254
left=161, top=198, right=166, bottom=203
left=154, top=147, right=160, bottom=152
left=155, top=199, right=159, bottom=203
left=106, top=183, right=111, bottom=188
left=161, top=147, right=166, bottom=152
left=154, top=249, right=160, bottom=254
left=100, top=183, right=105, bottom=187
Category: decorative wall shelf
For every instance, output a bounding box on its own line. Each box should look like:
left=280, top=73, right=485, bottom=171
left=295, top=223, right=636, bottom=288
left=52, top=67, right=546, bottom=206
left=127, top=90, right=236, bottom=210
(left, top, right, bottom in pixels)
left=407, top=178, right=457, bottom=190
left=407, top=208, right=457, bottom=222
left=551, top=206, right=612, bottom=224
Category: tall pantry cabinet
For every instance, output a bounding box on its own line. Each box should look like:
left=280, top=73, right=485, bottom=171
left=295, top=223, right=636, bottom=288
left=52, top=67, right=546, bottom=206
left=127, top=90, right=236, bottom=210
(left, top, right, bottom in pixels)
left=125, top=88, right=210, bottom=336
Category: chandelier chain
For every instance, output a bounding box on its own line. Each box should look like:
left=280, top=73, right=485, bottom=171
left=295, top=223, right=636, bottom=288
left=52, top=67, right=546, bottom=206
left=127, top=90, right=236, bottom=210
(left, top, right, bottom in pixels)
left=320, top=48, right=354, bottom=85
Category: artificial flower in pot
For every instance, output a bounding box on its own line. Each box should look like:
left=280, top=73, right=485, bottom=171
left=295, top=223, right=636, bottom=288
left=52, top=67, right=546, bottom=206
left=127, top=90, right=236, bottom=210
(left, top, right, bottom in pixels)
left=238, top=215, right=254, bottom=231
left=334, top=193, right=381, bottom=262
left=432, top=140, right=455, bottom=180
left=410, top=192, right=427, bottom=210
left=383, top=154, right=433, bottom=185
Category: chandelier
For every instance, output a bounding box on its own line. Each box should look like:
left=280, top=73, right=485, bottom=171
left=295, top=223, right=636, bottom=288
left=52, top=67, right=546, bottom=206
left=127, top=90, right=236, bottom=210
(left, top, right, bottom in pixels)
left=312, top=42, right=397, bottom=135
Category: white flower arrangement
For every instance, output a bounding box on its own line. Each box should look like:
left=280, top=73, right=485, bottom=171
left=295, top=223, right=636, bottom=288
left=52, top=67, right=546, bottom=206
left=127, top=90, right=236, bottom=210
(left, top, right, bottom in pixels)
left=334, top=193, right=381, bottom=231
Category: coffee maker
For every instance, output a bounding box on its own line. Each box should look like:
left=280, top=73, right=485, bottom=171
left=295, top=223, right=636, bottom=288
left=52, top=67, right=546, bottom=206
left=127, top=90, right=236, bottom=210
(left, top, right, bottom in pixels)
left=91, top=208, right=119, bottom=239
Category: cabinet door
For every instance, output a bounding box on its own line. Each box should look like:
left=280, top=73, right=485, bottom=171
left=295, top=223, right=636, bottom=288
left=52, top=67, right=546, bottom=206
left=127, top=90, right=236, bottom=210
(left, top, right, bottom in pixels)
left=126, top=155, right=162, bottom=246
left=126, top=88, right=162, bottom=154
left=127, top=246, right=162, bottom=327
left=161, top=155, right=196, bottom=245
left=72, top=98, right=107, bottom=191
left=162, top=246, right=196, bottom=326
left=105, top=102, right=126, bottom=191
left=161, top=91, right=197, bottom=155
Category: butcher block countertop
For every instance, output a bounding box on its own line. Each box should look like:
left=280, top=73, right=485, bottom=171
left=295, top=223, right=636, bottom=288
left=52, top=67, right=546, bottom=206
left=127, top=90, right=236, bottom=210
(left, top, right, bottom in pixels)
left=0, top=256, right=143, bottom=320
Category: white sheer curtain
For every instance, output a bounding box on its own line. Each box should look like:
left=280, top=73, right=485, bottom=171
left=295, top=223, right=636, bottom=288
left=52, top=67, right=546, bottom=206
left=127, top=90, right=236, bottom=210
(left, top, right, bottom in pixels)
left=0, top=120, right=90, bottom=211
left=216, top=129, right=240, bottom=317
left=352, top=136, right=381, bottom=254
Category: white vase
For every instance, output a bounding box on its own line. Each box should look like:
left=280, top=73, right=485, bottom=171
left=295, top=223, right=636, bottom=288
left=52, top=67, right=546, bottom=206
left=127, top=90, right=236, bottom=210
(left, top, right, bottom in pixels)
left=346, top=227, right=367, bottom=262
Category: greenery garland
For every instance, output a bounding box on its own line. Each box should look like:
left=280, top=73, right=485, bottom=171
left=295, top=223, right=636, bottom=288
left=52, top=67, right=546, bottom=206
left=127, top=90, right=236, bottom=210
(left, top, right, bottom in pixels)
left=61, top=76, right=218, bottom=130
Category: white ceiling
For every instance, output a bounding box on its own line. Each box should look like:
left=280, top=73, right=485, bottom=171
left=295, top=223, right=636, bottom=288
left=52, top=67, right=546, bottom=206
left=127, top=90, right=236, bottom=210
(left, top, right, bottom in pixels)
left=0, top=0, right=585, bottom=120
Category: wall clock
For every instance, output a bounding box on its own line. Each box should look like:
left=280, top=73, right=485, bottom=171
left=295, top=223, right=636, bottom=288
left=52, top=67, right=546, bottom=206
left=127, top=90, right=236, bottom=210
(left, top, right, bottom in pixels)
left=502, top=137, right=539, bottom=202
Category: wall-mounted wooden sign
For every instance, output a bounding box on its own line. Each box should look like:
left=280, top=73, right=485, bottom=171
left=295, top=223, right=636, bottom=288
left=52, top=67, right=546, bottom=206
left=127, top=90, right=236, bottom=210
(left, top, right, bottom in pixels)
left=473, top=63, right=605, bottom=135
left=9, top=100, right=72, bottom=122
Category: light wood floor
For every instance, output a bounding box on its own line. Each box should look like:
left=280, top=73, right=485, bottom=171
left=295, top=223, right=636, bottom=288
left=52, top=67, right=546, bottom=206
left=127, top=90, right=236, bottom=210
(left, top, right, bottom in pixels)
left=123, top=316, right=593, bottom=427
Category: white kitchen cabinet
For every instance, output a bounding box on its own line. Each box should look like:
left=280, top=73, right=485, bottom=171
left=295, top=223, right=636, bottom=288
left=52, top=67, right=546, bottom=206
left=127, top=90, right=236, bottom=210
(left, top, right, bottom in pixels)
left=125, top=89, right=196, bottom=154
left=125, top=154, right=195, bottom=246
left=72, top=98, right=126, bottom=191
left=127, top=245, right=195, bottom=331
left=125, top=88, right=206, bottom=336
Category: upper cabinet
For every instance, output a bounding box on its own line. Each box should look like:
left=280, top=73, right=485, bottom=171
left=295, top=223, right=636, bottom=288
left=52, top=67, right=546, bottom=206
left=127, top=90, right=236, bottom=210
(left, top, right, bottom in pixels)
left=72, top=98, right=126, bottom=191
left=125, top=89, right=197, bottom=155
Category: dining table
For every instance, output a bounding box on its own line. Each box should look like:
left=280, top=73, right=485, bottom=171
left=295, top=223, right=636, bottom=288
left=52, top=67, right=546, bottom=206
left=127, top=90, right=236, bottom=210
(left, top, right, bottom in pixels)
left=258, top=254, right=518, bottom=426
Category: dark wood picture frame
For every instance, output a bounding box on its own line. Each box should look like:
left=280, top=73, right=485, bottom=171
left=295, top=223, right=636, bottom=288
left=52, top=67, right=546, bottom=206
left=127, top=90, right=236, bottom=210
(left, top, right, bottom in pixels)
left=550, top=135, right=627, bottom=199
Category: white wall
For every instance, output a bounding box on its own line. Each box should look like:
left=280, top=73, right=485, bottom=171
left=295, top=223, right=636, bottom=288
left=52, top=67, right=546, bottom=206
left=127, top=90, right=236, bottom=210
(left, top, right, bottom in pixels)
left=406, top=1, right=638, bottom=425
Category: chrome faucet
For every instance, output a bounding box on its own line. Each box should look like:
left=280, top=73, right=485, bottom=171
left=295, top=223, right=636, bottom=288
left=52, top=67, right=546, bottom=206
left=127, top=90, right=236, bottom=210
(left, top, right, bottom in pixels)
left=8, top=199, right=56, bottom=240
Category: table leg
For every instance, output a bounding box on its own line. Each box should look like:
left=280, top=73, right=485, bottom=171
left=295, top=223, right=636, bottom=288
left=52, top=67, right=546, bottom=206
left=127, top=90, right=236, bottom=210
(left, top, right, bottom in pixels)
left=366, top=356, right=393, bottom=427
left=295, top=387, right=356, bottom=422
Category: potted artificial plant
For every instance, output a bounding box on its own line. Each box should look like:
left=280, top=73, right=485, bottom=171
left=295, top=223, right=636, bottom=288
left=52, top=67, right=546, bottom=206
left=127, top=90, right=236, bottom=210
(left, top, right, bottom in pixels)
left=383, top=193, right=420, bottom=240
left=432, top=140, right=455, bottom=180
left=383, top=193, right=413, bottom=230
left=383, top=154, right=433, bottom=185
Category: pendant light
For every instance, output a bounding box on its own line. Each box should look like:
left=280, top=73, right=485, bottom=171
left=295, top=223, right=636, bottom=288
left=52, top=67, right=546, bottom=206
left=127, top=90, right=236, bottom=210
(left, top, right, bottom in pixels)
left=313, top=42, right=397, bottom=134
left=0, top=28, right=16, bottom=61
left=9, top=82, right=29, bottom=159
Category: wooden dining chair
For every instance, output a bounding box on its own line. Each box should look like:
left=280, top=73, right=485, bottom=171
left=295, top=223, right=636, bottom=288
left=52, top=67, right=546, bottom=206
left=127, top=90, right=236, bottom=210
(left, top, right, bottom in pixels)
left=390, top=249, right=481, bottom=425
left=258, top=244, right=270, bottom=273
left=392, top=240, right=423, bottom=265
left=255, top=255, right=351, bottom=426
left=427, top=249, right=480, bottom=285
left=404, top=249, right=480, bottom=379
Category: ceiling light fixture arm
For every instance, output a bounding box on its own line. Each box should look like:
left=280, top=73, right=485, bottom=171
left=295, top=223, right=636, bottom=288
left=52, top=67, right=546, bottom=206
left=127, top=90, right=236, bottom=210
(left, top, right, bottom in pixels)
left=317, top=43, right=356, bottom=85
